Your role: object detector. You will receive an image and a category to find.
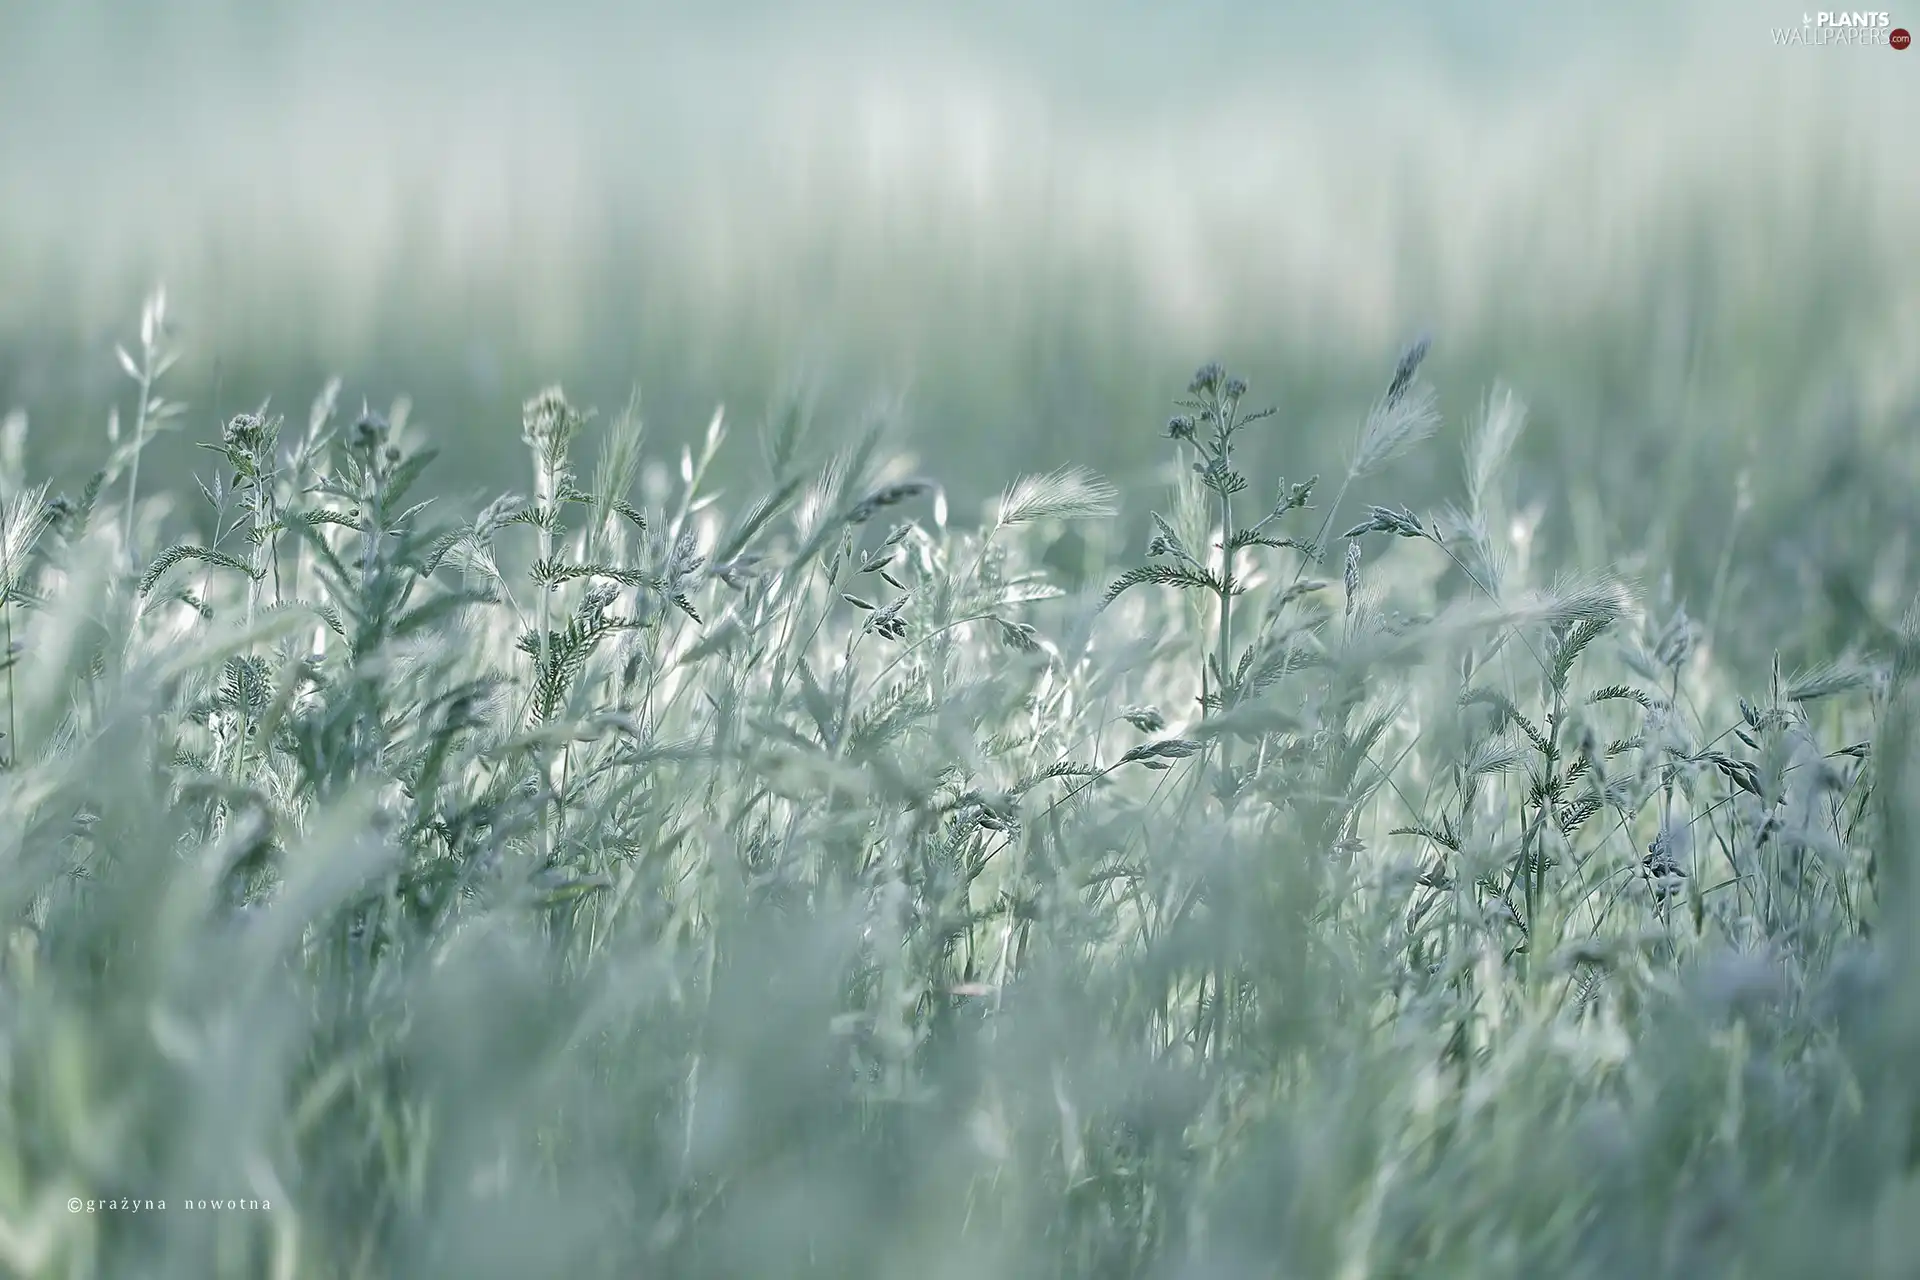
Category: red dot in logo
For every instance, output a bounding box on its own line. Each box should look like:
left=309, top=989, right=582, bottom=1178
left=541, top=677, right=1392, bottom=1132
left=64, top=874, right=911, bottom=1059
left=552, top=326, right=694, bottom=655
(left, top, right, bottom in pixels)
left=1894, top=27, right=1913, bottom=49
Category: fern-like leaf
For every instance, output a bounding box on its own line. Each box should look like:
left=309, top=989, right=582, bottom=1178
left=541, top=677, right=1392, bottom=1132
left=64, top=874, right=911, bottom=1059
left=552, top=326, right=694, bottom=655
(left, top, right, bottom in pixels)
left=1101, top=564, right=1232, bottom=610
left=139, top=545, right=260, bottom=597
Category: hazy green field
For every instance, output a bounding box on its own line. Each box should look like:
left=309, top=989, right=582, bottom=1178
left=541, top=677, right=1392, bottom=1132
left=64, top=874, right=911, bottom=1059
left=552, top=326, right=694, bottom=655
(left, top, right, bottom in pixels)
left=4, top=4, right=1920, bottom=1277
left=7, top=1, right=1919, bottom=667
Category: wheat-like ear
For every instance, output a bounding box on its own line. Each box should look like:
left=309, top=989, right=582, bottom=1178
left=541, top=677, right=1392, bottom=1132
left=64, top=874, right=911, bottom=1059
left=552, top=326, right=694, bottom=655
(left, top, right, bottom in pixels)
left=1350, top=382, right=1439, bottom=480
left=0, top=483, right=52, bottom=599
left=588, top=387, right=646, bottom=558
left=1517, top=573, right=1631, bottom=633
left=995, top=467, right=1120, bottom=530
left=1465, top=384, right=1527, bottom=519
left=1785, top=656, right=1882, bottom=703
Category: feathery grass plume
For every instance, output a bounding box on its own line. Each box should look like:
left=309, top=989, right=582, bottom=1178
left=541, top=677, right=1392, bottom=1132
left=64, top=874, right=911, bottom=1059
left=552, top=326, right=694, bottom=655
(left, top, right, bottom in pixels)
left=588, top=388, right=648, bottom=561
left=1465, top=383, right=1528, bottom=520
left=1514, top=573, right=1633, bottom=631
left=796, top=416, right=885, bottom=540
left=0, top=481, right=54, bottom=767
left=1299, top=334, right=1438, bottom=580
left=1350, top=370, right=1440, bottom=480
left=993, top=466, right=1120, bottom=531
left=1784, top=655, right=1882, bottom=703
left=0, top=483, right=54, bottom=595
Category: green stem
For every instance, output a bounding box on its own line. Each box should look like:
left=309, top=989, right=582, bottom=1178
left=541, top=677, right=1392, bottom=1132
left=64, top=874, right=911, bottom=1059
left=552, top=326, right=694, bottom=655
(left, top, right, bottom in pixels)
left=123, top=364, right=153, bottom=568
left=536, top=452, right=557, bottom=867
left=2, top=593, right=13, bottom=770
left=1213, top=479, right=1236, bottom=800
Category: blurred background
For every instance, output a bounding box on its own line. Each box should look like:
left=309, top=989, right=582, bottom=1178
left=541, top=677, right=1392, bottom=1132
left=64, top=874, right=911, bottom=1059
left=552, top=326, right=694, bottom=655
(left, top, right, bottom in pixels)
left=2, top=0, right=1917, bottom=665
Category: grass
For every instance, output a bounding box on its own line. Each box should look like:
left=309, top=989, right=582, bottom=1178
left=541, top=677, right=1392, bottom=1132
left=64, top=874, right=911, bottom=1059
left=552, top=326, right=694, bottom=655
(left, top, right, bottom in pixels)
left=8, top=13, right=1919, bottom=662
left=0, top=295, right=1914, bottom=1278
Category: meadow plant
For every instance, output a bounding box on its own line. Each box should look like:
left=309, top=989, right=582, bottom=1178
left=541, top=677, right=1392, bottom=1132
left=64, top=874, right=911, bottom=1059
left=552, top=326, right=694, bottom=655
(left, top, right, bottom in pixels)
left=0, top=303, right=1908, bottom=1278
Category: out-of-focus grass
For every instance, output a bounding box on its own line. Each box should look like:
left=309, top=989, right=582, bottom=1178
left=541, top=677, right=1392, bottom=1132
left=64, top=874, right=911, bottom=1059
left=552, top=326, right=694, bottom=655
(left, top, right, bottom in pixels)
left=1, top=3, right=1916, bottom=639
